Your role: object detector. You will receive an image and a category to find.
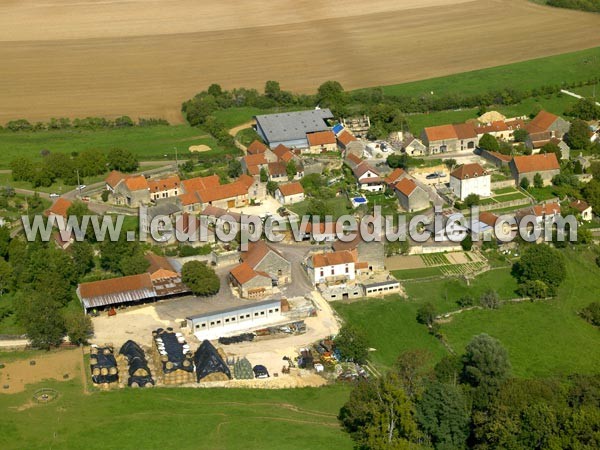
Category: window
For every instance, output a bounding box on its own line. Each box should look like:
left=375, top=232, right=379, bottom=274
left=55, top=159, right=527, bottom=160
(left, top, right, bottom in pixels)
left=231, top=317, right=236, bottom=321
left=345, top=265, right=349, bottom=274
left=269, top=309, right=273, bottom=313
left=216, top=320, right=221, bottom=325
left=254, top=312, right=259, bottom=317
left=195, top=324, right=200, bottom=329
left=225, top=318, right=229, bottom=323
left=201, top=323, right=206, bottom=328
left=274, top=308, right=279, bottom=312
left=320, top=270, right=324, bottom=277
left=210, top=321, right=215, bottom=326
left=260, top=311, right=265, bottom=315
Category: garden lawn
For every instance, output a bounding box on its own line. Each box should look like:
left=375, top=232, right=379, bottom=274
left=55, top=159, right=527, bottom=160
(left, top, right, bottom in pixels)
left=440, top=249, right=600, bottom=378
left=0, top=369, right=352, bottom=450
left=391, top=266, right=445, bottom=280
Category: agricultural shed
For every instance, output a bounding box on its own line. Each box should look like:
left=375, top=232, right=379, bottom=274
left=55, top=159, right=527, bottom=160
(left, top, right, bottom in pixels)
left=194, top=340, right=231, bottom=382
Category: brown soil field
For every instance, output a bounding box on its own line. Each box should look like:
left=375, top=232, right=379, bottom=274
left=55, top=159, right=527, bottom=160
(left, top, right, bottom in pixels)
left=1, top=0, right=599, bottom=123
left=0, top=349, right=82, bottom=394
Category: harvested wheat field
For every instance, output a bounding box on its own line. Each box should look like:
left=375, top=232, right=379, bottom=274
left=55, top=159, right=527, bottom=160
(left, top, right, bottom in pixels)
left=1, top=0, right=599, bottom=123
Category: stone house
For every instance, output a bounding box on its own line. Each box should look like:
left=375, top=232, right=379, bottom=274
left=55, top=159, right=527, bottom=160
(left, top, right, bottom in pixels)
left=449, top=163, right=491, bottom=200
left=394, top=178, right=430, bottom=212
left=510, top=153, right=561, bottom=186
left=275, top=182, right=305, bottom=205
left=241, top=240, right=291, bottom=285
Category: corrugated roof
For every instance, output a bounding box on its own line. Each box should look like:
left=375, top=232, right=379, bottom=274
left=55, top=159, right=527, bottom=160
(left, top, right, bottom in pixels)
left=254, top=109, right=334, bottom=143
left=78, top=273, right=155, bottom=309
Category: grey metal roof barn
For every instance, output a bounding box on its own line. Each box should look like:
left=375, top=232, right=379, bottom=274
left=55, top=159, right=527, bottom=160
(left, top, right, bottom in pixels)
left=254, top=108, right=334, bottom=149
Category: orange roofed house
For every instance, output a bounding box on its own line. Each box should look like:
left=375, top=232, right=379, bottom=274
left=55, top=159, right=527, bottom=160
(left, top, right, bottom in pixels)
left=105, top=170, right=182, bottom=207
left=422, top=123, right=478, bottom=154
left=44, top=197, right=73, bottom=220
left=394, top=178, right=430, bottom=212
left=306, top=130, right=337, bottom=154
left=275, top=182, right=305, bottom=205
left=449, top=163, right=491, bottom=200
left=307, top=250, right=356, bottom=286
left=510, top=153, right=560, bottom=187
left=178, top=174, right=253, bottom=212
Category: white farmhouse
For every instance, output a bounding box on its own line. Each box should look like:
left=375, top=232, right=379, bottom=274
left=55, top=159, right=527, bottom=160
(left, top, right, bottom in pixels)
left=275, top=182, right=305, bottom=205
left=307, top=251, right=356, bottom=286
left=449, top=163, right=491, bottom=200
left=352, top=162, right=384, bottom=192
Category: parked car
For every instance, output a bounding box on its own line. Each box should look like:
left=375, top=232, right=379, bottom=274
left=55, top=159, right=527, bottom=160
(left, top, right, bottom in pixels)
left=49, top=193, right=59, bottom=198
left=78, top=184, right=87, bottom=190
left=426, top=173, right=440, bottom=179
left=253, top=365, right=270, bottom=379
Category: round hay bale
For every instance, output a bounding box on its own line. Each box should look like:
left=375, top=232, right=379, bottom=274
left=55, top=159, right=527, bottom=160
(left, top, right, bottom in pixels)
left=92, top=368, right=100, bottom=376
left=182, top=360, right=191, bottom=367
left=103, top=349, right=111, bottom=355
left=165, top=362, right=174, bottom=370
left=63, top=374, right=69, bottom=379
left=30, top=360, right=36, bottom=366
left=90, top=357, right=98, bottom=365
left=100, top=368, right=108, bottom=376
left=144, top=382, right=154, bottom=388
left=109, top=367, right=118, bottom=375
left=132, top=368, right=148, bottom=377
left=161, top=355, right=169, bottom=362
left=130, top=381, right=139, bottom=388
left=90, top=347, right=98, bottom=355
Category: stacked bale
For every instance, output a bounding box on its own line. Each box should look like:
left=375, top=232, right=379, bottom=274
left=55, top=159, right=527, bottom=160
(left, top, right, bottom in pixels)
left=90, top=346, right=119, bottom=386
left=151, top=329, right=195, bottom=385
left=194, top=340, right=231, bottom=383
left=233, top=357, right=254, bottom=380
left=119, top=340, right=155, bottom=388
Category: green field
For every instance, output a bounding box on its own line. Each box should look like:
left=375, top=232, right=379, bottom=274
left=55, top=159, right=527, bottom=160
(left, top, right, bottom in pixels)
left=441, top=249, right=600, bottom=378
left=0, top=125, right=223, bottom=169
left=0, top=368, right=352, bottom=450
left=338, top=250, right=600, bottom=377
left=380, top=47, right=600, bottom=98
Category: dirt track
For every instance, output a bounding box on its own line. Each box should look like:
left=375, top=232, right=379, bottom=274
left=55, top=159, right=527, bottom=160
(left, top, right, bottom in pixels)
left=1, top=0, right=600, bottom=123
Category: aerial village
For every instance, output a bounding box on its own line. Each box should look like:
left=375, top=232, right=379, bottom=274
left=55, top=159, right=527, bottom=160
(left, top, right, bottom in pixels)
left=43, top=107, right=600, bottom=388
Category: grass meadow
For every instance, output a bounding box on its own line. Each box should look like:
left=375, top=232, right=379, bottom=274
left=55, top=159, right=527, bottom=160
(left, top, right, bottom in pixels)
left=336, top=249, right=600, bottom=377
left=0, top=372, right=352, bottom=450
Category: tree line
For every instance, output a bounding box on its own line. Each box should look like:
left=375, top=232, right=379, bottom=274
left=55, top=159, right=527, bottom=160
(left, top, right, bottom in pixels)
left=339, top=332, right=600, bottom=449
left=547, top=0, right=600, bottom=13
left=10, top=148, right=139, bottom=188
left=1, top=116, right=169, bottom=132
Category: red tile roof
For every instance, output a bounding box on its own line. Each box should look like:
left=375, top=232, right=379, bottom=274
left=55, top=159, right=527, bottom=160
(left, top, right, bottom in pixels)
left=144, top=253, right=177, bottom=279
left=182, top=174, right=221, bottom=193
left=453, top=122, right=477, bottom=139
left=526, top=110, right=559, bottom=134
left=570, top=199, right=590, bottom=213
left=424, top=124, right=458, bottom=142
left=178, top=191, right=200, bottom=206
left=45, top=198, right=73, bottom=218
left=105, top=170, right=126, bottom=188
left=230, top=262, right=270, bottom=285
left=246, top=140, right=268, bottom=155
left=272, top=144, right=294, bottom=163
left=337, top=130, right=357, bottom=146
left=394, top=178, right=418, bottom=197
left=385, top=168, right=406, bottom=185
left=512, top=153, right=560, bottom=174
left=197, top=180, right=248, bottom=203
left=532, top=202, right=560, bottom=217
left=346, top=153, right=363, bottom=166
left=479, top=212, right=499, bottom=227
left=312, top=250, right=356, bottom=268
left=238, top=174, right=255, bottom=188
left=148, top=175, right=180, bottom=193
left=124, top=175, right=149, bottom=191
left=268, top=162, right=287, bottom=177
left=451, top=163, right=488, bottom=180
left=244, top=153, right=268, bottom=167
left=278, top=182, right=304, bottom=197
left=353, top=161, right=379, bottom=179
left=477, top=121, right=509, bottom=134
left=241, top=240, right=286, bottom=269
left=307, top=130, right=336, bottom=146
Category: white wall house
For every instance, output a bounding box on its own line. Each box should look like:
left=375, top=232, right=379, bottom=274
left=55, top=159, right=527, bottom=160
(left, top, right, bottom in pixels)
left=353, top=162, right=384, bottom=192
left=275, top=182, right=305, bottom=205
left=308, top=251, right=356, bottom=286
left=449, top=163, right=491, bottom=200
